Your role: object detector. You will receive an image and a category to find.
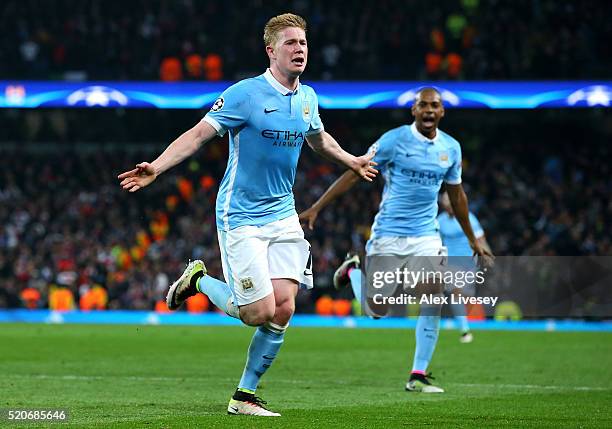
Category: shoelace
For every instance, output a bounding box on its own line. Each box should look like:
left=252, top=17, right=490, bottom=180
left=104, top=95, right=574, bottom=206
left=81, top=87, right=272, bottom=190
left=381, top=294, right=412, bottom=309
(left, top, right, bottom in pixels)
left=250, top=396, right=270, bottom=410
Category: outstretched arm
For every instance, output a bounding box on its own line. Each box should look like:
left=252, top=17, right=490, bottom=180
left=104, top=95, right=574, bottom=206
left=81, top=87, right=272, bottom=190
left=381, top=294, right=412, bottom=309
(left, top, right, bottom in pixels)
left=299, top=170, right=360, bottom=230
left=446, top=184, right=495, bottom=265
left=306, top=131, right=377, bottom=182
left=118, top=120, right=217, bottom=192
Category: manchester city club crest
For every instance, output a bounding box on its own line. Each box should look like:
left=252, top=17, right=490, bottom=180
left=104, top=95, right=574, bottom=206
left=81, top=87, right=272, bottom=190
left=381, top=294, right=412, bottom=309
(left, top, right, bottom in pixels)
left=240, top=277, right=254, bottom=291
left=438, top=151, right=450, bottom=167
left=302, top=100, right=311, bottom=122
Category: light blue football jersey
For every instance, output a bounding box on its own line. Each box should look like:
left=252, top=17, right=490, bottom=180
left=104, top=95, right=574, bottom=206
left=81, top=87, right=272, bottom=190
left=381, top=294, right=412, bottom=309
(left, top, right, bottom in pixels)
left=437, top=211, right=484, bottom=256
left=367, top=123, right=462, bottom=239
left=204, top=69, right=324, bottom=231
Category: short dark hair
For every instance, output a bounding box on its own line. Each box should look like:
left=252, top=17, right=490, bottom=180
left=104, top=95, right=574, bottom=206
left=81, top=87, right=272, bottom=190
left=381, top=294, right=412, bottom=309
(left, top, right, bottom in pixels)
left=415, top=87, right=442, bottom=101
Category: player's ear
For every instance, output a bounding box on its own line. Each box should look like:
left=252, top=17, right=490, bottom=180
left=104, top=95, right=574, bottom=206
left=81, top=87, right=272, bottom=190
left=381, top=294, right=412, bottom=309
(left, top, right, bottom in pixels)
left=411, top=103, right=416, bottom=117
left=266, top=45, right=276, bottom=60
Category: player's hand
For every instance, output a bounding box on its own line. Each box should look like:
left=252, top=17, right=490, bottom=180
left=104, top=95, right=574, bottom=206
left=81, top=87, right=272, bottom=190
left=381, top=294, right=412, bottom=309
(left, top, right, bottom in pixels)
left=351, top=151, right=378, bottom=182
left=471, top=242, right=495, bottom=269
left=299, top=206, right=320, bottom=230
left=118, top=162, right=157, bottom=192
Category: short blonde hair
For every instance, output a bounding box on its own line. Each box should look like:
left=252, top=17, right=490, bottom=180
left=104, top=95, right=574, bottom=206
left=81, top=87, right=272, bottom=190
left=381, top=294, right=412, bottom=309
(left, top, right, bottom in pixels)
left=263, top=13, right=307, bottom=47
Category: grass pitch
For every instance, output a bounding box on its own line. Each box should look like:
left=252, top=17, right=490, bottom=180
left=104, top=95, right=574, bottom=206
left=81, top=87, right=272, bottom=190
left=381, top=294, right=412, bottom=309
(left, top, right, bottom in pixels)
left=1, top=323, right=611, bottom=428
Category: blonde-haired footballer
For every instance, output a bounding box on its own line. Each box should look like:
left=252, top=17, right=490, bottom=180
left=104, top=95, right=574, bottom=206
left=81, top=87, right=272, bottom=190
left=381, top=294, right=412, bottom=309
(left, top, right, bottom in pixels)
left=118, top=13, right=377, bottom=416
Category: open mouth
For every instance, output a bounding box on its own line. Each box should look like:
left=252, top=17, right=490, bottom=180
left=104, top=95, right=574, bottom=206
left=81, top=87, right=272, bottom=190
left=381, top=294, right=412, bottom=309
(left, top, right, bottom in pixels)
left=292, top=58, right=305, bottom=66
left=422, top=116, right=435, bottom=126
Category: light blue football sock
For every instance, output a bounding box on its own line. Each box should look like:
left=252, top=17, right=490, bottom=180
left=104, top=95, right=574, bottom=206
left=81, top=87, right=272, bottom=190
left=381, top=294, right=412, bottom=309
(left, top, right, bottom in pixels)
left=238, top=325, right=285, bottom=392
left=348, top=268, right=363, bottom=303
left=411, top=314, right=441, bottom=373
left=450, top=301, right=470, bottom=333
left=196, top=275, right=239, bottom=318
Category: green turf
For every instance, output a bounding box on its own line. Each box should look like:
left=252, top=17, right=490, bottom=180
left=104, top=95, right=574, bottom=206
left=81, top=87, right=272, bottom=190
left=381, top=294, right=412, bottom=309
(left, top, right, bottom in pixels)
left=0, top=323, right=611, bottom=428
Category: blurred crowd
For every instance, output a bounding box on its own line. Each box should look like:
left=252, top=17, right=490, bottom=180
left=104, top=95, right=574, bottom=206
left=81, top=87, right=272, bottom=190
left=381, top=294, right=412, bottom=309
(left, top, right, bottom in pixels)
left=1, top=0, right=610, bottom=81
left=0, top=108, right=610, bottom=311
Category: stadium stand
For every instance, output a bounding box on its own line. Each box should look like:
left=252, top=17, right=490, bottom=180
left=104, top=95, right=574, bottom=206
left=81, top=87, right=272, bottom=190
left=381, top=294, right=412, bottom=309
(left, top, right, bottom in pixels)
left=1, top=109, right=610, bottom=311
left=1, top=0, right=610, bottom=81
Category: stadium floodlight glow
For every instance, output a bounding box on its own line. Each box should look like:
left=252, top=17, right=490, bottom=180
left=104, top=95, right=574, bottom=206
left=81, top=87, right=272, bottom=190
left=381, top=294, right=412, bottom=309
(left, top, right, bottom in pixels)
left=66, top=85, right=129, bottom=107
left=566, top=85, right=612, bottom=107
left=1, top=81, right=611, bottom=109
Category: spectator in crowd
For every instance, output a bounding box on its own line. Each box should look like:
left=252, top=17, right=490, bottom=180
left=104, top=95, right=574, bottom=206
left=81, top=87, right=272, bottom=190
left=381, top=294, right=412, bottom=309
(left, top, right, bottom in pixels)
left=1, top=0, right=609, bottom=81
left=0, top=109, right=610, bottom=311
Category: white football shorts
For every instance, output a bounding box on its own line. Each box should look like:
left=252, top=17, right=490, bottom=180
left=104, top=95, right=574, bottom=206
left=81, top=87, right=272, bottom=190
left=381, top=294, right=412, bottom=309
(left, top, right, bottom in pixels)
left=364, top=235, right=448, bottom=299
left=366, top=235, right=446, bottom=258
left=217, top=215, right=313, bottom=306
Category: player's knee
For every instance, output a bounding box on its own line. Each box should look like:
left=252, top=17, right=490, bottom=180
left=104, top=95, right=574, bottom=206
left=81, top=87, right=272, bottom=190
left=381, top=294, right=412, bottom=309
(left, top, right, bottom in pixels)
left=418, top=281, right=443, bottom=295
left=273, top=300, right=295, bottom=326
left=240, top=306, right=275, bottom=327
left=241, top=312, right=274, bottom=327
left=419, top=291, right=444, bottom=316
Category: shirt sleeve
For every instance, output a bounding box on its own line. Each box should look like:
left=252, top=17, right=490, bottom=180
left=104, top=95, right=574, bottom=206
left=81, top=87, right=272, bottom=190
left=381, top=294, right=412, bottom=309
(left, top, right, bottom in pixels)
left=469, top=212, right=485, bottom=238
left=444, top=143, right=462, bottom=184
left=366, top=130, right=395, bottom=170
left=306, top=91, right=324, bottom=136
left=203, top=82, right=251, bottom=137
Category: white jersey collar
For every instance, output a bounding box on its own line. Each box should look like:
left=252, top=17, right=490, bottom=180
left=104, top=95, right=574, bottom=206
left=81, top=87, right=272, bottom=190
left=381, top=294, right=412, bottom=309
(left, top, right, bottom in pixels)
left=410, top=123, right=438, bottom=144
left=264, top=68, right=300, bottom=95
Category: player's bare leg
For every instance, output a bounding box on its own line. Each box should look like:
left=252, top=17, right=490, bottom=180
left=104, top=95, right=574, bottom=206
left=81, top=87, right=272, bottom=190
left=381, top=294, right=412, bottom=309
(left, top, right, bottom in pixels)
left=406, top=280, right=444, bottom=393
left=228, top=279, right=297, bottom=416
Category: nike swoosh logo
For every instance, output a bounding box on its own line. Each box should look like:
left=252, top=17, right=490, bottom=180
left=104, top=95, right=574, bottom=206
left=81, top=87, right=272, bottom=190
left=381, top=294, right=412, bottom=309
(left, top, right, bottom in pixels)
left=406, top=154, right=416, bottom=158
left=303, top=270, right=313, bottom=276
left=229, top=406, right=239, bottom=413
left=264, top=108, right=279, bottom=113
